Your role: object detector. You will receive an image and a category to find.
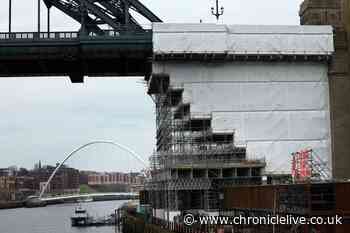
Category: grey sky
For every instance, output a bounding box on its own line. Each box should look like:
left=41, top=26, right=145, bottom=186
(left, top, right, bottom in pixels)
left=0, top=0, right=304, bottom=172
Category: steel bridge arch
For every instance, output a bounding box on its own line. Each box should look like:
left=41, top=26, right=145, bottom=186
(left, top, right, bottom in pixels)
left=39, top=140, right=147, bottom=199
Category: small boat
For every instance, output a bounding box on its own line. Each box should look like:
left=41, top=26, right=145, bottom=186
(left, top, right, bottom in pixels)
left=71, top=205, right=93, bottom=227
left=71, top=205, right=117, bottom=227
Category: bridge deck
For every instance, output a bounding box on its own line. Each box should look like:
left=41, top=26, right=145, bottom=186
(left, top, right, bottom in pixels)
left=0, top=30, right=153, bottom=82
left=41, top=192, right=138, bottom=201
left=0, top=30, right=152, bottom=43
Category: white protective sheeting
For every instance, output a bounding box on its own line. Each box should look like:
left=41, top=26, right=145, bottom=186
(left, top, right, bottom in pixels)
left=155, top=62, right=332, bottom=173
left=212, top=111, right=330, bottom=141
left=152, top=24, right=333, bottom=174
left=153, top=62, right=328, bottom=85
left=180, top=63, right=331, bottom=172
left=153, top=23, right=334, bottom=55
left=186, top=82, right=328, bottom=113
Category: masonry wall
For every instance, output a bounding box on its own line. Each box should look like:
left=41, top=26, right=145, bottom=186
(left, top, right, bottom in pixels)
left=300, top=0, right=350, bottom=179
left=153, top=61, right=332, bottom=173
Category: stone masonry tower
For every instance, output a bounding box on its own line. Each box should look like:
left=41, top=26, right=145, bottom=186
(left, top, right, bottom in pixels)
left=300, top=0, right=350, bottom=179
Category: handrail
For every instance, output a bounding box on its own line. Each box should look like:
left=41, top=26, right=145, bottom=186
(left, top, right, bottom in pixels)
left=0, top=29, right=152, bottom=41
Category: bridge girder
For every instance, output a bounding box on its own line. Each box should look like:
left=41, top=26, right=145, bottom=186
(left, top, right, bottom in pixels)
left=0, top=0, right=160, bottom=82
left=44, top=0, right=104, bottom=35
left=43, top=0, right=162, bottom=34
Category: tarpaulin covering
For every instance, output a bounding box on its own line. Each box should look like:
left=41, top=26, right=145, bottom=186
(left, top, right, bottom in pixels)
left=151, top=24, right=333, bottom=174
left=153, top=23, right=334, bottom=55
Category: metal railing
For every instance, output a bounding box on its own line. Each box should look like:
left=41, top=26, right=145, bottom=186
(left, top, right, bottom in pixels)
left=0, top=31, right=79, bottom=41
left=0, top=28, right=152, bottom=41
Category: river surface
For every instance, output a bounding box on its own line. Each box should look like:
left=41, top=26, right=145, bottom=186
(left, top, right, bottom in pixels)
left=0, top=200, right=129, bottom=233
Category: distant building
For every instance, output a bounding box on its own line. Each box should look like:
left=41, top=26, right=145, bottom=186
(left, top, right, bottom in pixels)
left=33, top=160, right=42, bottom=170
left=0, top=167, right=17, bottom=177
left=0, top=176, right=16, bottom=201
left=0, top=164, right=144, bottom=199
left=79, top=171, right=91, bottom=185
left=0, top=169, right=10, bottom=177
left=0, top=164, right=80, bottom=200
left=15, top=176, right=36, bottom=200
left=88, top=172, right=145, bottom=186
left=31, top=164, right=80, bottom=195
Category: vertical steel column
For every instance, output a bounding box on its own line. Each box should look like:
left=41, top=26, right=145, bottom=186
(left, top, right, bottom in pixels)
left=79, top=3, right=87, bottom=35
left=124, top=0, right=130, bottom=26
left=47, top=7, right=50, bottom=33
left=9, top=0, right=12, bottom=33
left=38, top=0, right=41, bottom=33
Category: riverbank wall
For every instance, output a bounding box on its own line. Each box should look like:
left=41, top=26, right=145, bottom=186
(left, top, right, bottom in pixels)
left=122, top=213, right=202, bottom=233
left=0, top=201, right=24, bottom=209
left=123, top=215, right=175, bottom=233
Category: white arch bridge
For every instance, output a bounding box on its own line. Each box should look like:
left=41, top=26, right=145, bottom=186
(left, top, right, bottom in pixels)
left=25, top=140, right=147, bottom=207
left=27, top=192, right=138, bottom=207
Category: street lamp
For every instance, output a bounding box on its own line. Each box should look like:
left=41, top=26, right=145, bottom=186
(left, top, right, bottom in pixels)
left=211, top=0, right=224, bottom=22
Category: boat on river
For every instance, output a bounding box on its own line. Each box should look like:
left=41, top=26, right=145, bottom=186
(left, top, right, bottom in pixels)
left=71, top=205, right=93, bottom=227
left=71, top=205, right=117, bottom=227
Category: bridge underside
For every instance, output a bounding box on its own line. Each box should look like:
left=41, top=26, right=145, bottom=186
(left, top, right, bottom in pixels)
left=0, top=0, right=161, bottom=82
left=0, top=58, right=151, bottom=83
left=0, top=33, right=153, bottom=82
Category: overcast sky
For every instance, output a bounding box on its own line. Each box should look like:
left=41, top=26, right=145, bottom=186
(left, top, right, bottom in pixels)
left=0, top=0, right=304, bottom=172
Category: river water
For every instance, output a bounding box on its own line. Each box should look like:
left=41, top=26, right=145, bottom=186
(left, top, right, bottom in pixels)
left=0, top=200, right=129, bottom=233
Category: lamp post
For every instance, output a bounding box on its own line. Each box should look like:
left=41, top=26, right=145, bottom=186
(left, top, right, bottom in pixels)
left=211, top=0, right=224, bottom=22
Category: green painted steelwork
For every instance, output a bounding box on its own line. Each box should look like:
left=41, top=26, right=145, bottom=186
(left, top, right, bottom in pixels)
left=0, top=29, right=153, bottom=82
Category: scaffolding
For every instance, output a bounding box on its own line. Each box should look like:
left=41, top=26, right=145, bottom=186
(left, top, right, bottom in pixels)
left=146, top=73, right=266, bottom=213
left=291, top=149, right=331, bottom=183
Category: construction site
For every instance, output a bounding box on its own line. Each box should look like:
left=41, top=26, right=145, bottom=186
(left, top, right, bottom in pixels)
left=132, top=0, right=350, bottom=232
left=145, top=73, right=266, bottom=215
left=0, top=0, right=348, bottom=232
